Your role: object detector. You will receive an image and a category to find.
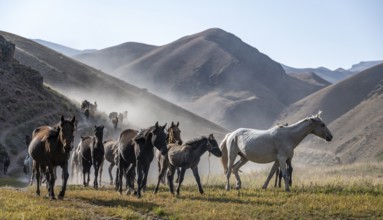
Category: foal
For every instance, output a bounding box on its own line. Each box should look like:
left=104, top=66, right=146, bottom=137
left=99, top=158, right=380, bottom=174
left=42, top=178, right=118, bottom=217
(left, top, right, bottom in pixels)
left=165, top=134, right=222, bottom=195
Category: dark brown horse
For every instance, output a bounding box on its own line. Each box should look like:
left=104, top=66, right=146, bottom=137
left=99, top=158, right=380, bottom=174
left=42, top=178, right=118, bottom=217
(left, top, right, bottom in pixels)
left=117, top=122, right=168, bottom=198
left=78, top=125, right=105, bottom=188
left=28, top=115, right=75, bottom=200
left=154, top=121, right=183, bottom=193
left=166, top=134, right=222, bottom=195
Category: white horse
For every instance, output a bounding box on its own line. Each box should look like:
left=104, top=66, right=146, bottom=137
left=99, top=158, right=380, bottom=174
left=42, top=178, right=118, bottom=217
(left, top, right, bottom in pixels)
left=220, top=111, right=333, bottom=192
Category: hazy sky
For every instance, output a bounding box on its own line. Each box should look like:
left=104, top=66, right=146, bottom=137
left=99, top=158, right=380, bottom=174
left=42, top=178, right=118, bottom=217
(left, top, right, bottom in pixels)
left=1, top=0, right=382, bottom=69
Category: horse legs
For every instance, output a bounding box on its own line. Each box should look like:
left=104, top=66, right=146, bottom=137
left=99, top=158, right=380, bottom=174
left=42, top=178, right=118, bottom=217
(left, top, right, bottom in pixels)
left=167, top=165, right=176, bottom=194
left=126, top=163, right=135, bottom=195
left=118, top=158, right=123, bottom=195
left=93, top=161, right=100, bottom=189
left=154, top=159, right=168, bottom=194
left=176, top=167, right=186, bottom=195
left=35, top=162, right=41, bottom=196
left=286, top=159, right=293, bottom=186
left=225, top=137, right=239, bottom=191
left=175, top=168, right=181, bottom=183
left=98, top=159, right=104, bottom=187
left=191, top=166, right=204, bottom=194
left=47, top=166, right=56, bottom=200
left=232, top=156, right=248, bottom=190
left=108, top=162, right=115, bottom=185
left=262, top=161, right=279, bottom=189
left=136, top=162, right=144, bottom=198
left=58, top=163, right=69, bottom=199
left=277, top=158, right=290, bottom=192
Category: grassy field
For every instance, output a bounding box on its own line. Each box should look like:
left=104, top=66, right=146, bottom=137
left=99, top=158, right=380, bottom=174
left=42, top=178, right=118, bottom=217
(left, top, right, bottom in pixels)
left=1, top=162, right=383, bottom=219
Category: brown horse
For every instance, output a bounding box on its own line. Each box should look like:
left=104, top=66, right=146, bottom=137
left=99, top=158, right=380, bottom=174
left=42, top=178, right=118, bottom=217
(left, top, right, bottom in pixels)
left=100, top=139, right=118, bottom=185
left=78, top=125, right=105, bottom=188
left=166, top=134, right=222, bottom=195
left=117, top=122, right=168, bottom=198
left=28, top=115, right=75, bottom=200
left=154, top=121, right=183, bottom=193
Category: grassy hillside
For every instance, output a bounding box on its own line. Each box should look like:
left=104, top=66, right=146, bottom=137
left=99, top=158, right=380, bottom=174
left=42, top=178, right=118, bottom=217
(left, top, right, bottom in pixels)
left=1, top=162, right=382, bottom=219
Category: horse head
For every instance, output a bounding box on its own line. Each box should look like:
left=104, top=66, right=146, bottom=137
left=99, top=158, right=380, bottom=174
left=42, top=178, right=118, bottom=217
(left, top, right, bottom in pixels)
left=58, top=115, right=76, bottom=153
left=310, top=111, right=333, bottom=142
left=94, top=125, right=104, bottom=140
left=167, top=121, right=183, bottom=145
left=151, top=122, right=168, bottom=156
left=206, top=134, right=222, bottom=157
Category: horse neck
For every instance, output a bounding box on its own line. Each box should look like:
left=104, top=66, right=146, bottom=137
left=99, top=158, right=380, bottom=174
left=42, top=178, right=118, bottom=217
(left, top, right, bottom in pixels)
left=286, top=119, right=315, bottom=148
left=190, top=138, right=208, bottom=157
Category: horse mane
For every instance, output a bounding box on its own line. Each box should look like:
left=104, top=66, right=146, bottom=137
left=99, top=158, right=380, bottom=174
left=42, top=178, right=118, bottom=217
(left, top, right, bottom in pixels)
left=134, top=126, right=154, bottom=141
left=41, top=128, right=60, bottom=141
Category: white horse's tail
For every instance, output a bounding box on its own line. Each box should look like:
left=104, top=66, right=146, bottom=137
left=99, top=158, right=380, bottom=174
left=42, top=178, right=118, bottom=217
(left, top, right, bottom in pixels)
left=219, top=133, right=231, bottom=175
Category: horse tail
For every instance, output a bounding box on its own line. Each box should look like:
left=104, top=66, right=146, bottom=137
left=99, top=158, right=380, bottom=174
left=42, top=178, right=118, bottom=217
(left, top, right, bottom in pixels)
left=219, top=133, right=231, bottom=175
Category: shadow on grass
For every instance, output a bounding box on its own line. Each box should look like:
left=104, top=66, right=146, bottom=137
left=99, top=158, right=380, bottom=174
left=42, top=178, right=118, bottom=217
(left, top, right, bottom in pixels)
left=78, top=196, right=159, bottom=211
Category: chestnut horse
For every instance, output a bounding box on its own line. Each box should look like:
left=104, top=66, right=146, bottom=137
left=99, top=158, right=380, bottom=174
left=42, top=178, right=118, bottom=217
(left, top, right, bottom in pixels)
left=28, top=115, right=75, bottom=200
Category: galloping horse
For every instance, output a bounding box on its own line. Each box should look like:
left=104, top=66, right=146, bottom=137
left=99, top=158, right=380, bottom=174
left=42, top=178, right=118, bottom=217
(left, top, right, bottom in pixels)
left=220, top=111, right=333, bottom=192
left=154, top=121, right=183, bottom=193
left=165, top=134, right=222, bottom=195
left=132, top=122, right=168, bottom=198
left=78, top=125, right=105, bottom=188
left=28, top=115, right=76, bottom=199
left=117, top=122, right=167, bottom=198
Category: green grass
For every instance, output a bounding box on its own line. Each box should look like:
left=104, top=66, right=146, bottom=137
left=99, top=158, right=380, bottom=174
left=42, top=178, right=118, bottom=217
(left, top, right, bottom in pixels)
left=1, top=162, right=383, bottom=219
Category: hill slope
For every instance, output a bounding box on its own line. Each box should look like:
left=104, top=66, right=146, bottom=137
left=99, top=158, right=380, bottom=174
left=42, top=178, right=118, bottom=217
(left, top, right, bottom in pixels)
left=277, top=64, right=383, bottom=164
left=74, top=28, right=326, bottom=129
left=0, top=31, right=227, bottom=142
left=0, top=35, right=82, bottom=176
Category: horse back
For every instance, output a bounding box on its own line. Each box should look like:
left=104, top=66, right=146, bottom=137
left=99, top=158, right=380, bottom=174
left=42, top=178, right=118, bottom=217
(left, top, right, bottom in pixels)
left=79, top=136, right=93, bottom=159
left=119, top=129, right=138, bottom=145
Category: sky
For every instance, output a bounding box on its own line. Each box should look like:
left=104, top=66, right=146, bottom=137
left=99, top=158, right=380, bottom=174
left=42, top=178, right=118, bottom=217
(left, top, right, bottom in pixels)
left=0, top=0, right=382, bottom=70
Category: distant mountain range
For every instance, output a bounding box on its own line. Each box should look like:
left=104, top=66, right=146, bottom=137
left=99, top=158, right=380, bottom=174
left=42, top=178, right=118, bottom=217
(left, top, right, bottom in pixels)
left=33, top=39, right=97, bottom=56
left=282, top=60, right=383, bottom=83
left=72, top=28, right=327, bottom=129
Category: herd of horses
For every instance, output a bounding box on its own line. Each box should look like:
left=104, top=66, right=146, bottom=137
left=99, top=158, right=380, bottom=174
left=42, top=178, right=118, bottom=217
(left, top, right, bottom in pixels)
left=21, top=110, right=332, bottom=200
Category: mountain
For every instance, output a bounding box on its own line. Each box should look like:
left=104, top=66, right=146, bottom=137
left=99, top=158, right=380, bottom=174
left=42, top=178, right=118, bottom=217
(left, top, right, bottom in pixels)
left=73, top=28, right=327, bottom=129
left=288, top=72, right=331, bottom=87
left=0, top=31, right=227, bottom=143
left=348, top=60, right=383, bottom=73
left=282, top=64, right=355, bottom=83
left=277, top=64, right=383, bottom=164
left=33, top=39, right=97, bottom=57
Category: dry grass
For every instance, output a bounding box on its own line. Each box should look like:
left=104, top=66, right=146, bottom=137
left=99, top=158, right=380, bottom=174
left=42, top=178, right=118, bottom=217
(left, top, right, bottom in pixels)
left=1, top=162, right=383, bottom=219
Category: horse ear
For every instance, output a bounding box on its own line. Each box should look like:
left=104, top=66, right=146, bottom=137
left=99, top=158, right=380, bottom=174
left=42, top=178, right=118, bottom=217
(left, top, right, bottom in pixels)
left=209, top=134, right=214, bottom=139
left=176, top=122, right=179, bottom=127
left=155, top=121, right=159, bottom=128
left=171, top=121, right=174, bottom=127
left=71, top=116, right=76, bottom=124
left=162, top=123, right=167, bottom=130
left=61, top=115, right=65, bottom=123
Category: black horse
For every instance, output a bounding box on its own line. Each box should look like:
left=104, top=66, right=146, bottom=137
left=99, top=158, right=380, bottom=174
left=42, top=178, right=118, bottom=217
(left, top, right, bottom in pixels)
left=117, top=122, right=168, bottom=198
left=78, top=125, right=105, bottom=188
